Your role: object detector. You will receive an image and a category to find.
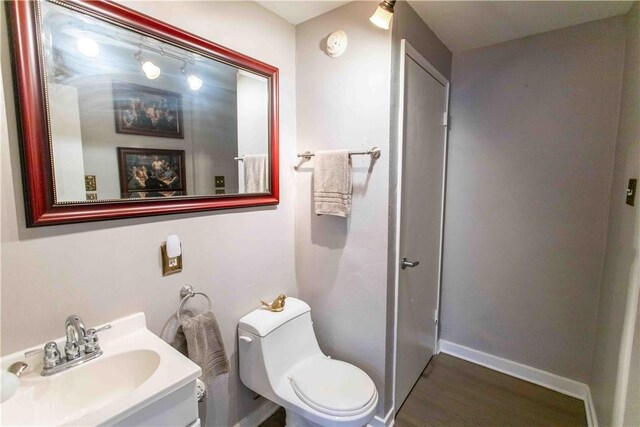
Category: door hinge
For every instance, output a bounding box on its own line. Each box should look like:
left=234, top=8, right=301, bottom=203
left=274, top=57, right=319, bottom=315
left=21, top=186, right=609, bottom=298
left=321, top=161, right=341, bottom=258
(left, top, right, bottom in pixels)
left=434, top=309, right=439, bottom=324
left=442, top=113, right=448, bottom=127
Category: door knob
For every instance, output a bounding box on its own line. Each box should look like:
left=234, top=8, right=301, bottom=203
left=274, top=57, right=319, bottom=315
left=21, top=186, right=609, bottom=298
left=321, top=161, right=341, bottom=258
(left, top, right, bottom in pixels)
left=401, top=257, right=420, bottom=269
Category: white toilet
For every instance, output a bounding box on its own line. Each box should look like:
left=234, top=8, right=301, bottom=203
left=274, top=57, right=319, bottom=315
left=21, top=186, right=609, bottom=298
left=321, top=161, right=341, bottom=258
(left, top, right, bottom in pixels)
left=238, top=298, right=378, bottom=427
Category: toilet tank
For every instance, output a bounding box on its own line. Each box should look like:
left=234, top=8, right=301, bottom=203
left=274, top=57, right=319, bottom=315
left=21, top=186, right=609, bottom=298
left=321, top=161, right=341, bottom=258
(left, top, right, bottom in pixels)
left=238, top=298, right=323, bottom=399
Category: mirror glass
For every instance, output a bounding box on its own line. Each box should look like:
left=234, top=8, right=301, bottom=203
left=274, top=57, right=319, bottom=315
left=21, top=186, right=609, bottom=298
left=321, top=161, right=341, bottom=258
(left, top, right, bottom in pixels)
left=39, top=0, right=270, bottom=203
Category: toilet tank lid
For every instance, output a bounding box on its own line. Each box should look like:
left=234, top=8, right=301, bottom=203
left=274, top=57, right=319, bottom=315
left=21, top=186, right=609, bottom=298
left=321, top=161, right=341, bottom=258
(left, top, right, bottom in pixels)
left=238, top=297, right=310, bottom=337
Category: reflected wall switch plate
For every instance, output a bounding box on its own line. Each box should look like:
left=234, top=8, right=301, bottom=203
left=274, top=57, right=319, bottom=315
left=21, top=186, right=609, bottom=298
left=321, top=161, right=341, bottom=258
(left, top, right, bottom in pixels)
left=215, top=176, right=225, bottom=188
left=215, top=189, right=225, bottom=195
left=626, top=179, right=637, bottom=206
left=85, top=175, right=96, bottom=191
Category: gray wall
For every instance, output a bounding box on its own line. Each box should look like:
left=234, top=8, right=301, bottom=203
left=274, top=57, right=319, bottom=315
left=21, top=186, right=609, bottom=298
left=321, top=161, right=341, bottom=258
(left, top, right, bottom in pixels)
left=391, top=1, right=452, bottom=80
left=441, top=17, right=625, bottom=382
left=294, top=2, right=452, bottom=419
left=387, top=0, right=452, bottom=413
left=237, top=73, right=269, bottom=193
left=590, top=3, right=640, bottom=426
left=0, top=2, right=295, bottom=425
left=295, top=1, right=392, bottom=418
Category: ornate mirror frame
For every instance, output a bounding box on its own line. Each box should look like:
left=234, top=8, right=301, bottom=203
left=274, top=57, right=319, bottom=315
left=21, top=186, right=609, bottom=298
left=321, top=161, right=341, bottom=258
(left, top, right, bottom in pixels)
left=8, top=0, right=279, bottom=227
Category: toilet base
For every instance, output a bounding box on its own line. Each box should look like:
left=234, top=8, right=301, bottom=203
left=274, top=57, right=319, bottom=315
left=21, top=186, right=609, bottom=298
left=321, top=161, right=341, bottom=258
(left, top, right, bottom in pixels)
left=285, top=409, right=325, bottom=427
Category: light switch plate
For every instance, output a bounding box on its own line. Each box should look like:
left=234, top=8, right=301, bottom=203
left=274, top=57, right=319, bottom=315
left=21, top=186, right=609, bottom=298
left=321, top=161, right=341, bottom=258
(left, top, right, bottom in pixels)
left=626, top=179, right=637, bottom=206
left=161, top=243, right=182, bottom=276
left=215, top=176, right=225, bottom=188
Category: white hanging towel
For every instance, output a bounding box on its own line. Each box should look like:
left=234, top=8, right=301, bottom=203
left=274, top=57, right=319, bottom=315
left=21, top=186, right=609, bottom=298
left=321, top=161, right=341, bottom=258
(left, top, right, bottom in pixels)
left=314, top=150, right=352, bottom=217
left=243, top=154, right=268, bottom=193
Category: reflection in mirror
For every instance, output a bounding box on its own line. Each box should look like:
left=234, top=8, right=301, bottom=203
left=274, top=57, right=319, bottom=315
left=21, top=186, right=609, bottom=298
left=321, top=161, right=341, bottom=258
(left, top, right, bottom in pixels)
left=40, top=0, right=270, bottom=203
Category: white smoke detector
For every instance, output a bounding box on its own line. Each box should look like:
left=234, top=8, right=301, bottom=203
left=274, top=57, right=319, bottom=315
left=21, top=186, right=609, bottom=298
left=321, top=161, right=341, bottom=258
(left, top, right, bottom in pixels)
left=326, top=30, right=348, bottom=58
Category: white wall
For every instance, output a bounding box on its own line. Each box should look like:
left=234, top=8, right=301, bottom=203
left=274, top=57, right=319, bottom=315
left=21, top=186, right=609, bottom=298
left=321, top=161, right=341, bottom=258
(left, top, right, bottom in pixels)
left=49, top=84, right=86, bottom=202
left=295, top=1, right=392, bottom=417
left=191, top=67, right=240, bottom=195
left=441, top=17, right=625, bottom=382
left=590, top=3, right=640, bottom=426
left=0, top=2, right=296, bottom=425
left=237, top=73, right=269, bottom=193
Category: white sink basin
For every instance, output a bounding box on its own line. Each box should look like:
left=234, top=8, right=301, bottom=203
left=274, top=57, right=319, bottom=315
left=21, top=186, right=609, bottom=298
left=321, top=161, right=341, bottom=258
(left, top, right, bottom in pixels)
left=1, top=313, right=201, bottom=426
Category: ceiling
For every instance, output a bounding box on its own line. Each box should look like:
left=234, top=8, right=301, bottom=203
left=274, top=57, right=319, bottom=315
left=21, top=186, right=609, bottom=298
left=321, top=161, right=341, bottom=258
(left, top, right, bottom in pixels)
left=257, top=1, right=634, bottom=52
left=407, top=1, right=634, bottom=52
left=257, top=1, right=350, bottom=25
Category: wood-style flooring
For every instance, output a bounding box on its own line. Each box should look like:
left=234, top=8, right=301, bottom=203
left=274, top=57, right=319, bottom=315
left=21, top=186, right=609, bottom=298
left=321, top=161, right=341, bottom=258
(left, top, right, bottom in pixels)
left=396, top=354, right=587, bottom=427
left=259, top=354, right=587, bottom=427
left=260, top=406, right=286, bottom=427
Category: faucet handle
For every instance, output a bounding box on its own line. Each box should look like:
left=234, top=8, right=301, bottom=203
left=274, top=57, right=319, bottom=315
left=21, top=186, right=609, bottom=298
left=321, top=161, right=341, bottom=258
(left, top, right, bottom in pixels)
left=93, top=324, right=111, bottom=333
left=24, top=347, right=44, bottom=358
left=84, top=329, right=100, bottom=354
left=25, top=342, right=62, bottom=369
left=84, top=324, right=111, bottom=354
left=44, top=342, right=61, bottom=368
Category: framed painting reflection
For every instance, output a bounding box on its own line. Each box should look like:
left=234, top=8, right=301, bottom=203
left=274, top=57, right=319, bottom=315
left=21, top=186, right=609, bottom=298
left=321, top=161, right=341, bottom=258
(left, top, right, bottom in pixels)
left=113, top=82, right=184, bottom=139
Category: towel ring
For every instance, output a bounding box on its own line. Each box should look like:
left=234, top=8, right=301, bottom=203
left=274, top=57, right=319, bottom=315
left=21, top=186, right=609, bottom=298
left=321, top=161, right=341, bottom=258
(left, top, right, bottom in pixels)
left=176, top=284, right=212, bottom=322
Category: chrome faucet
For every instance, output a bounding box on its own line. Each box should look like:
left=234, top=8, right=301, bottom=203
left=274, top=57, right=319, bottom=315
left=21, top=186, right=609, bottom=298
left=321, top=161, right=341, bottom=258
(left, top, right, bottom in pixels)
left=65, top=315, right=86, bottom=360
left=24, top=315, right=111, bottom=376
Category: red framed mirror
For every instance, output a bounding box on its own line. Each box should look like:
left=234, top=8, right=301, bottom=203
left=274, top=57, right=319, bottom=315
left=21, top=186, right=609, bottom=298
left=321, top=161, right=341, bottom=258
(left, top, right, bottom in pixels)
left=8, top=0, right=279, bottom=226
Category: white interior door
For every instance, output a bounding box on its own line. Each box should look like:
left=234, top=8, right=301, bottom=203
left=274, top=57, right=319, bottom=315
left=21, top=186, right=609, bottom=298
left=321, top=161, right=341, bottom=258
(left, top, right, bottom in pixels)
left=395, top=41, right=449, bottom=411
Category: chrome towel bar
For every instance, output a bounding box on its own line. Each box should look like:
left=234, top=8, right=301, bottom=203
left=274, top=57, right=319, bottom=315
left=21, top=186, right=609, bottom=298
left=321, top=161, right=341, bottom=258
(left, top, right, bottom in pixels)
left=176, top=284, right=212, bottom=322
left=297, top=147, right=381, bottom=160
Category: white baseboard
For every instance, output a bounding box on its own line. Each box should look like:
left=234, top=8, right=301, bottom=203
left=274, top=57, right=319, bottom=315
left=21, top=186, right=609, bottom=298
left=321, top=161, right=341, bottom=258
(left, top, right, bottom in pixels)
left=438, top=340, right=589, bottom=399
left=439, top=340, right=597, bottom=426
left=367, top=407, right=395, bottom=427
left=233, top=400, right=280, bottom=427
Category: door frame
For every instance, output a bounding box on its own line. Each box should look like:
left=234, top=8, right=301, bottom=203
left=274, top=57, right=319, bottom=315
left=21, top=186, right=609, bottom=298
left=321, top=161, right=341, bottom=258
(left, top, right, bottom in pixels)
left=391, top=39, right=450, bottom=413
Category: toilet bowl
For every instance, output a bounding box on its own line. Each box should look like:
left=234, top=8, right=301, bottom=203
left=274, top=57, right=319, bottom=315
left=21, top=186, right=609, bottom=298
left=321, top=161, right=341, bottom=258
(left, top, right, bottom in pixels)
left=238, top=298, right=378, bottom=427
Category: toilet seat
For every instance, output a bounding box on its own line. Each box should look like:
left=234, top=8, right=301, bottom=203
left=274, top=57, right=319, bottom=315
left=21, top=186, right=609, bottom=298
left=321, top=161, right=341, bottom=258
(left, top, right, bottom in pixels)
left=289, top=357, right=377, bottom=417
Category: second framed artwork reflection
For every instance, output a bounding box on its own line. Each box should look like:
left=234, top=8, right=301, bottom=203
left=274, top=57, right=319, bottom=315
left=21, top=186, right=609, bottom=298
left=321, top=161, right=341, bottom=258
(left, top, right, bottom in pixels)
left=117, top=147, right=186, bottom=199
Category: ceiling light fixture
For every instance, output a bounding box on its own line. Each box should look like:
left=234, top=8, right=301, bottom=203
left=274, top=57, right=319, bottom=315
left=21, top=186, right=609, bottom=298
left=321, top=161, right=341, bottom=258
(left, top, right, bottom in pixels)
left=76, top=36, right=100, bottom=57
left=181, top=63, right=203, bottom=91
left=142, top=61, right=161, bottom=80
left=370, top=0, right=396, bottom=30
left=135, top=51, right=161, bottom=80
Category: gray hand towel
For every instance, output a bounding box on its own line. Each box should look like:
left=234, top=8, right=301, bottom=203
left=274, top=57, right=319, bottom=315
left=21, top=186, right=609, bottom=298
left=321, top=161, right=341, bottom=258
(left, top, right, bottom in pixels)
left=313, top=150, right=352, bottom=217
left=172, top=311, right=230, bottom=387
